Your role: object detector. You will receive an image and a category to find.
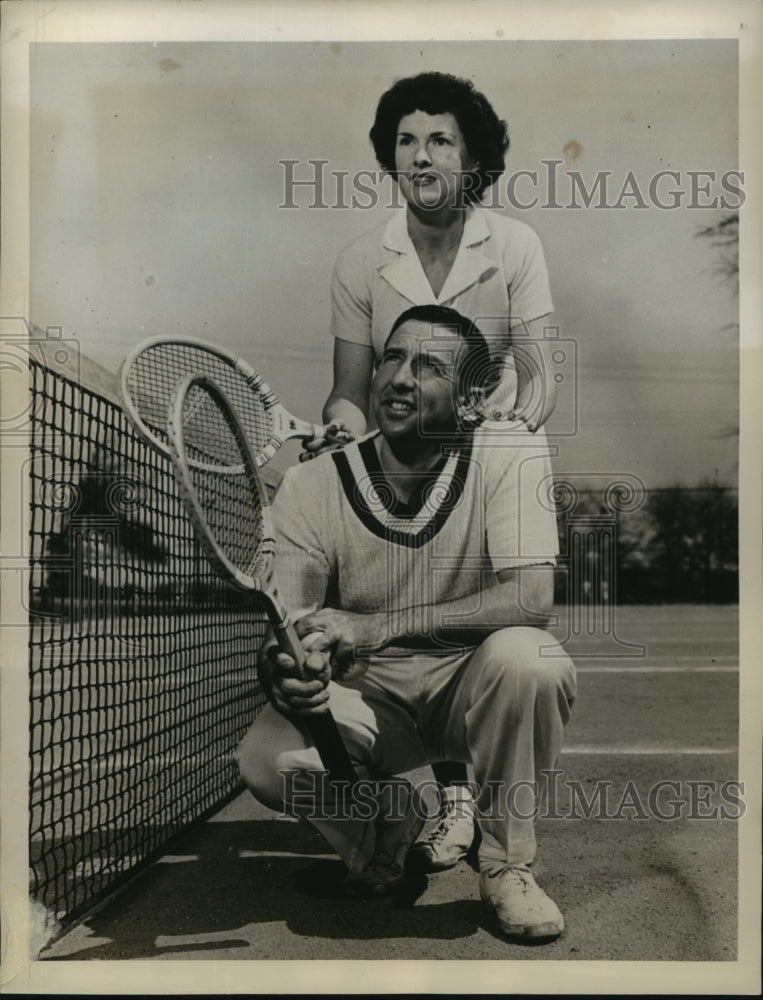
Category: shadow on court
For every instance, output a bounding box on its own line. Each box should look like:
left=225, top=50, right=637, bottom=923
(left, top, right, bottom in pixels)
left=40, top=606, right=742, bottom=963
left=40, top=815, right=490, bottom=960
left=40, top=759, right=738, bottom=963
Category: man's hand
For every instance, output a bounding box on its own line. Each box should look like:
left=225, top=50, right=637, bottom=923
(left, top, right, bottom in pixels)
left=296, top=608, right=388, bottom=679
left=266, top=631, right=333, bottom=717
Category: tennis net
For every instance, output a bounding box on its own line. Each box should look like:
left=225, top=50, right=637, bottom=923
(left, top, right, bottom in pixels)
left=28, top=350, right=273, bottom=930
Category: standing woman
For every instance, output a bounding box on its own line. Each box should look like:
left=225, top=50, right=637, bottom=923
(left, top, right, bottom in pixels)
left=305, top=71, right=558, bottom=870
left=311, top=70, right=557, bottom=447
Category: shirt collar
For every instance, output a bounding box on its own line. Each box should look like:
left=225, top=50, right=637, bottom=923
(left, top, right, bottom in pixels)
left=381, top=205, right=491, bottom=255
left=379, top=206, right=496, bottom=305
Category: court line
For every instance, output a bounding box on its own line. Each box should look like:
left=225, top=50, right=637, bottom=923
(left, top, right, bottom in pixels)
left=564, top=746, right=737, bottom=755
left=573, top=654, right=737, bottom=661
left=237, top=850, right=336, bottom=860
left=573, top=664, right=738, bottom=674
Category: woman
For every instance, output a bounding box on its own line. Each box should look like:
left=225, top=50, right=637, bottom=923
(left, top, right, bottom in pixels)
left=308, top=70, right=557, bottom=455
left=304, top=71, right=558, bottom=871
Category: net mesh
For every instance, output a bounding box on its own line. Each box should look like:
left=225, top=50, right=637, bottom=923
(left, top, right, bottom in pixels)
left=173, top=377, right=271, bottom=584
left=28, top=356, right=270, bottom=927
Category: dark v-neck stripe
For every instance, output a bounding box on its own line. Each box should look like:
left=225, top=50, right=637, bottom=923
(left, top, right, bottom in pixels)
left=358, top=437, right=449, bottom=518
left=332, top=435, right=474, bottom=548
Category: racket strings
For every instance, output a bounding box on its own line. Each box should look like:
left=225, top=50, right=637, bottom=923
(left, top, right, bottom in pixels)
left=180, top=381, right=271, bottom=581
left=128, top=343, right=275, bottom=455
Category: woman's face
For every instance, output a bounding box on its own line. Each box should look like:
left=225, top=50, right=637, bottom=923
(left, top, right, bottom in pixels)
left=393, top=110, right=477, bottom=213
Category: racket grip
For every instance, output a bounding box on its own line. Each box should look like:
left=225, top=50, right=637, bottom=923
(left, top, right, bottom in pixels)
left=273, top=622, right=358, bottom=787
left=272, top=621, right=309, bottom=674
left=306, top=712, right=358, bottom=786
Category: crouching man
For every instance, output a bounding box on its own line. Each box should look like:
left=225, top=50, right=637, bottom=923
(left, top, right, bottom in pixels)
left=236, top=305, right=576, bottom=941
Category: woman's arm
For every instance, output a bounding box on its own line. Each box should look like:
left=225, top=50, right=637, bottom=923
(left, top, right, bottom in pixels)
left=511, top=316, right=558, bottom=432
left=301, top=338, right=374, bottom=460
left=322, top=337, right=374, bottom=434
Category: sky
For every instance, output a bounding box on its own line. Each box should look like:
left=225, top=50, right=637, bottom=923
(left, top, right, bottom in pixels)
left=29, top=38, right=740, bottom=488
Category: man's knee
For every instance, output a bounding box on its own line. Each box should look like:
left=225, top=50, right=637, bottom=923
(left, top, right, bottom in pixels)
left=477, top=627, right=576, bottom=699
left=235, top=708, right=316, bottom=812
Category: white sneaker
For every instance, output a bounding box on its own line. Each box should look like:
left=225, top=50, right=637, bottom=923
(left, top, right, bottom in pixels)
left=480, top=865, right=564, bottom=940
left=409, top=785, right=476, bottom=871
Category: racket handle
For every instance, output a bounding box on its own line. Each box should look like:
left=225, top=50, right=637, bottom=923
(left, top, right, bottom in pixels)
left=273, top=622, right=358, bottom=787
left=305, top=712, right=359, bottom=787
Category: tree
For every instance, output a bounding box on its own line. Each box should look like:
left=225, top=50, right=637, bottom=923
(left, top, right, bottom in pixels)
left=697, top=212, right=739, bottom=298
left=646, top=484, right=738, bottom=602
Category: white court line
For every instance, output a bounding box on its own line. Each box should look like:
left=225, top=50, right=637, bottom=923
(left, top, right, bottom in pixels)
left=635, top=637, right=737, bottom=644
left=158, top=851, right=339, bottom=863
left=574, top=664, right=738, bottom=674
left=237, top=850, right=336, bottom=860
left=565, top=746, right=737, bottom=755
left=571, top=654, right=737, bottom=661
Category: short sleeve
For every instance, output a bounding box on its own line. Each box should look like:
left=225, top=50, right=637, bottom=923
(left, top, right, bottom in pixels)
left=506, top=224, right=554, bottom=329
left=330, top=241, right=374, bottom=347
left=271, top=466, right=332, bottom=620
left=479, top=426, right=559, bottom=570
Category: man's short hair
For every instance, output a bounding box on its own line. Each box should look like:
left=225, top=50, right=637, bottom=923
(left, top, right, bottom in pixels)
left=385, top=304, right=496, bottom=408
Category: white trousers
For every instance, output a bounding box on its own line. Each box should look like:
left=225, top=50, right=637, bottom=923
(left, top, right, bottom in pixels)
left=235, top=627, right=576, bottom=874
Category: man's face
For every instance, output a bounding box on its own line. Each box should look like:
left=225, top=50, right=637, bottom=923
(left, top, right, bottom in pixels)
left=371, top=319, right=467, bottom=442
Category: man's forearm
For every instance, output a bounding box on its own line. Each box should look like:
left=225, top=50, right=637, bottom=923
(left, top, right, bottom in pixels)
left=374, top=569, right=554, bottom=650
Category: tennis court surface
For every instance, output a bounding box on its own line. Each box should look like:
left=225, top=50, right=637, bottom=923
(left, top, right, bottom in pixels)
left=38, top=604, right=746, bottom=965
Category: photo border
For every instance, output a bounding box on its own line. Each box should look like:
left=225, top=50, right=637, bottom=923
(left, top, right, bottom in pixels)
left=1, top=1, right=760, bottom=994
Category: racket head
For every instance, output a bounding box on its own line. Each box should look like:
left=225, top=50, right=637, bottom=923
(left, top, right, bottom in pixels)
left=121, top=335, right=320, bottom=466
left=167, top=372, right=278, bottom=593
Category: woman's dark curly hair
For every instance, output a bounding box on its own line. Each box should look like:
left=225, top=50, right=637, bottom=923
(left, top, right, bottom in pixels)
left=369, top=72, right=509, bottom=202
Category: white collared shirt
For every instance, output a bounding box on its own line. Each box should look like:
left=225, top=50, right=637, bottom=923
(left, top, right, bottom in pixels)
left=330, top=206, right=554, bottom=362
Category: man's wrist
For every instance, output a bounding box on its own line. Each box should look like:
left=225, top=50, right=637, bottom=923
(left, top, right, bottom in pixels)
left=355, top=611, right=390, bottom=656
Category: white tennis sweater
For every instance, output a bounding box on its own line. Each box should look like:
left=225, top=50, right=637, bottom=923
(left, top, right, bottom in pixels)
left=270, top=425, right=559, bottom=652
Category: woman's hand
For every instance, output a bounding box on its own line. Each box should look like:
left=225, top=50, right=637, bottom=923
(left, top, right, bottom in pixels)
left=511, top=373, right=558, bottom=432
left=299, top=421, right=355, bottom=462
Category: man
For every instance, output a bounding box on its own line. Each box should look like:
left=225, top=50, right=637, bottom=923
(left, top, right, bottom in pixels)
left=236, top=304, right=576, bottom=941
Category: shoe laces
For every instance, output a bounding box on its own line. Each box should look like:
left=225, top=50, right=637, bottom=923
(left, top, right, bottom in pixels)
left=483, top=865, right=533, bottom=894
left=420, top=797, right=469, bottom=846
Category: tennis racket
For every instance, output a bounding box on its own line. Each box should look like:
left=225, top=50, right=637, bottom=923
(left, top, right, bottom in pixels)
left=167, top=371, right=357, bottom=788
left=121, top=335, right=339, bottom=467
